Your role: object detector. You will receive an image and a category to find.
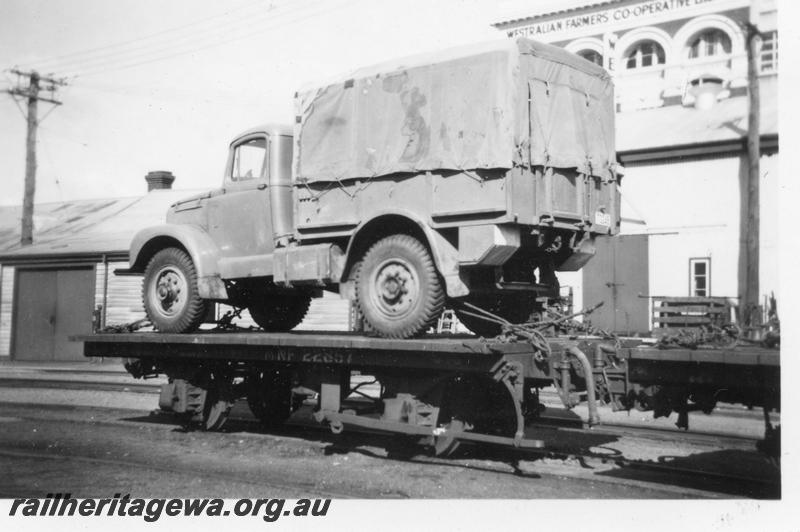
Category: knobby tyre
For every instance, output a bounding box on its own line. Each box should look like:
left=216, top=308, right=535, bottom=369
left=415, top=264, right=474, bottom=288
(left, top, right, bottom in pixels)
left=142, top=247, right=209, bottom=333
left=356, top=234, right=444, bottom=338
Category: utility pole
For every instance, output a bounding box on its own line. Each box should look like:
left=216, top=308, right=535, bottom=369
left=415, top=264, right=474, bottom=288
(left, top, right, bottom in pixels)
left=5, top=69, right=67, bottom=246
left=743, top=23, right=761, bottom=330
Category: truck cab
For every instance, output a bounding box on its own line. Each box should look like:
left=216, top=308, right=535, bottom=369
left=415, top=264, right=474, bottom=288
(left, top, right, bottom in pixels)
left=123, top=124, right=318, bottom=334
left=177, top=125, right=295, bottom=276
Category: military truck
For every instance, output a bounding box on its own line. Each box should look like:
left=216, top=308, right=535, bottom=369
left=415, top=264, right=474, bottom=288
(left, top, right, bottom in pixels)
left=120, top=38, right=619, bottom=338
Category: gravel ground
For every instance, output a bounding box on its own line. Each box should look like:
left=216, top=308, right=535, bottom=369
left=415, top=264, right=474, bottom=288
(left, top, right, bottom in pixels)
left=0, top=392, right=780, bottom=500
left=1, top=401, right=699, bottom=499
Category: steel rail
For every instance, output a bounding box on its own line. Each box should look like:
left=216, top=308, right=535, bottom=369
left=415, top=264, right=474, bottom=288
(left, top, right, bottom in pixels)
left=0, top=377, right=161, bottom=394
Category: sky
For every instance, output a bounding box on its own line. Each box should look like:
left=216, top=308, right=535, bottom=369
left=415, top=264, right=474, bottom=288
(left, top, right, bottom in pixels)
left=0, top=0, right=532, bottom=206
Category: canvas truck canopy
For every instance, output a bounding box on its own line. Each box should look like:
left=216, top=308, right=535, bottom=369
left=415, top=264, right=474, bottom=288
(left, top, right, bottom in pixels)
left=294, top=38, right=615, bottom=184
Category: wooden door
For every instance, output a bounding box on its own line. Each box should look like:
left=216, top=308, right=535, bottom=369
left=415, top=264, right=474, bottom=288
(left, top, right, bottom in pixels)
left=13, top=267, right=95, bottom=361
left=582, top=235, right=649, bottom=335
left=53, top=269, right=96, bottom=360
left=13, top=270, right=57, bottom=360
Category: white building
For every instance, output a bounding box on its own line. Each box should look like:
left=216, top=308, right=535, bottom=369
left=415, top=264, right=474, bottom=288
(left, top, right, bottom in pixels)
left=495, top=0, right=778, bottom=332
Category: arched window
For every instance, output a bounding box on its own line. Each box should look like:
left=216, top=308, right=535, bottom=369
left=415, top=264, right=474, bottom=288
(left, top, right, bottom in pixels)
left=625, top=40, right=665, bottom=69
left=688, top=29, right=732, bottom=59
left=577, top=49, right=603, bottom=66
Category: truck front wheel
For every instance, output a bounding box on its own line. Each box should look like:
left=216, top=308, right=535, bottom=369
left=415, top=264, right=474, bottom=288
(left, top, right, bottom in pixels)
left=142, top=247, right=209, bottom=333
left=356, top=234, right=444, bottom=338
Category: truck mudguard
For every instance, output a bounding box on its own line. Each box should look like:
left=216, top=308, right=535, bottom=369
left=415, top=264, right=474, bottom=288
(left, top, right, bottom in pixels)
left=342, top=210, right=468, bottom=298
left=126, top=224, right=228, bottom=300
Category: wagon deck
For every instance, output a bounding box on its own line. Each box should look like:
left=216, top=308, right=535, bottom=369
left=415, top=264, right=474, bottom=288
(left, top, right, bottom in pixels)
left=77, top=331, right=780, bottom=453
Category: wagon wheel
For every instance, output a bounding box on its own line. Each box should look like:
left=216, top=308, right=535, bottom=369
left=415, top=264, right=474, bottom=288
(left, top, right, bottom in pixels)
left=192, top=375, right=234, bottom=431
left=433, top=419, right=468, bottom=457
left=432, top=375, right=519, bottom=457
left=202, top=393, right=232, bottom=431
left=246, top=369, right=293, bottom=427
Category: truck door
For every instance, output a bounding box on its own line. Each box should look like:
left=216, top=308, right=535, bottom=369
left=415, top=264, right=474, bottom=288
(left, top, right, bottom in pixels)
left=205, top=134, right=275, bottom=276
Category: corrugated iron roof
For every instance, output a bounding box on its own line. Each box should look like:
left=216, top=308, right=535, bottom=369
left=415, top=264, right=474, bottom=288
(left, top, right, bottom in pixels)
left=617, top=90, right=778, bottom=153
left=0, top=189, right=207, bottom=261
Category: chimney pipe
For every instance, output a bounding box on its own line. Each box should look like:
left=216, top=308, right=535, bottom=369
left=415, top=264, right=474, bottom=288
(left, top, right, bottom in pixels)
left=145, top=170, right=175, bottom=191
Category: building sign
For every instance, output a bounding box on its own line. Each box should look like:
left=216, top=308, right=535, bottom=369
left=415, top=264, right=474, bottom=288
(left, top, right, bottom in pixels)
left=506, top=0, right=716, bottom=38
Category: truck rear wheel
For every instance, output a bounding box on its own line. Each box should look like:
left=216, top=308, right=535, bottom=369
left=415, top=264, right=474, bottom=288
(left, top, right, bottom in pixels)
left=143, top=247, right=209, bottom=333
left=356, top=234, right=444, bottom=338
left=455, top=295, right=538, bottom=338
left=248, top=294, right=310, bottom=331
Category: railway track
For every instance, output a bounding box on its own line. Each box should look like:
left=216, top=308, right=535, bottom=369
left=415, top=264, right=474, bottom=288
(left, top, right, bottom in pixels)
left=0, top=377, right=161, bottom=394
left=322, top=414, right=778, bottom=497
left=2, top=397, right=779, bottom=498
left=573, top=419, right=762, bottom=449
left=0, top=375, right=772, bottom=441
left=520, top=428, right=779, bottom=498
left=360, top=444, right=778, bottom=499
left=0, top=402, right=766, bottom=499
left=263, top=415, right=778, bottom=499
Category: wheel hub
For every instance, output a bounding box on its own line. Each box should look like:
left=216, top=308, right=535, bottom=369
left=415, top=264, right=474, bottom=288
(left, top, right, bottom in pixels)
left=372, top=261, right=418, bottom=315
left=378, top=266, right=408, bottom=302
left=154, top=269, right=185, bottom=315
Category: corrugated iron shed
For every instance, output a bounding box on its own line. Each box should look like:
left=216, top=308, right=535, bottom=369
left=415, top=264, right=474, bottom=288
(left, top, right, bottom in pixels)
left=0, top=189, right=207, bottom=264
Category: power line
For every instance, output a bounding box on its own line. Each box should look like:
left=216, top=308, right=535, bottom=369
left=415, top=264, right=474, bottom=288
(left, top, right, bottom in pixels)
left=71, top=0, right=355, bottom=78
left=9, top=0, right=360, bottom=82
left=22, top=0, right=323, bottom=75
left=67, top=0, right=332, bottom=77
left=29, top=2, right=280, bottom=72
left=19, top=0, right=267, bottom=70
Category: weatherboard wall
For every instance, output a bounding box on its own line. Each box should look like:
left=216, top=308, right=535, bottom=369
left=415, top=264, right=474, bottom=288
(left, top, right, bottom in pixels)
left=95, top=262, right=149, bottom=328
left=0, top=265, right=14, bottom=357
